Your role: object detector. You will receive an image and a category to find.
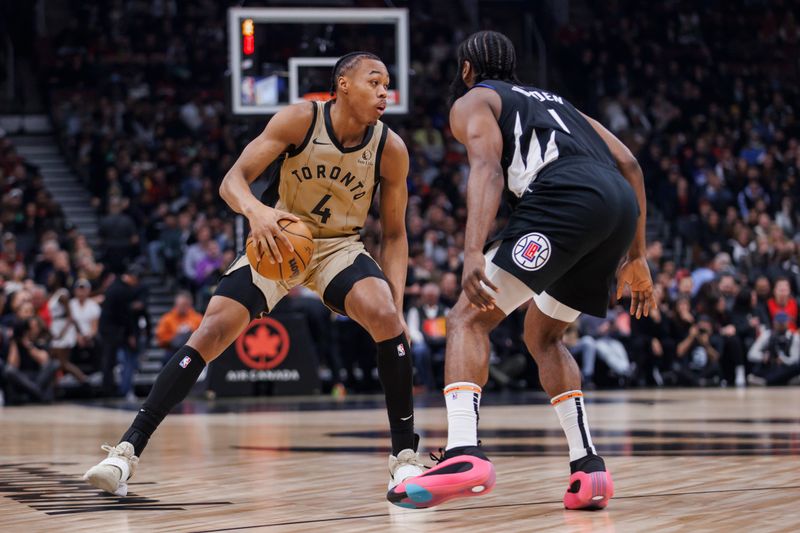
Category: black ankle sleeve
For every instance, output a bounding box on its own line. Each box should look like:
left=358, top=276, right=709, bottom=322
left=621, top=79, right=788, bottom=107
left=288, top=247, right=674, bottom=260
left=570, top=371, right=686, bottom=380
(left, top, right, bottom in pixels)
left=121, top=346, right=206, bottom=455
left=376, top=334, right=415, bottom=455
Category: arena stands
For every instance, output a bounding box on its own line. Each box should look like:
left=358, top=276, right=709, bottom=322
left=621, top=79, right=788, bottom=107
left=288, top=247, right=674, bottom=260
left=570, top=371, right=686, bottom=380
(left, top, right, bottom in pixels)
left=1, top=1, right=798, bottom=404
left=551, top=0, right=800, bottom=386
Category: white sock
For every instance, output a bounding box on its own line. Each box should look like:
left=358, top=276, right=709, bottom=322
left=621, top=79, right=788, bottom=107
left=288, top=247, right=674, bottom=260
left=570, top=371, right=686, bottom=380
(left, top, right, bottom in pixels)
left=444, top=382, right=482, bottom=450
left=551, top=390, right=596, bottom=462
left=735, top=365, right=745, bottom=387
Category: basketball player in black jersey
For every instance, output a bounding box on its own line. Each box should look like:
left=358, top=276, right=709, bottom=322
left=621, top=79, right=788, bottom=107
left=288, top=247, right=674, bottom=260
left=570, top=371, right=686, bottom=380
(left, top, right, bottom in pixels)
left=389, top=31, right=655, bottom=510
left=83, top=52, right=425, bottom=499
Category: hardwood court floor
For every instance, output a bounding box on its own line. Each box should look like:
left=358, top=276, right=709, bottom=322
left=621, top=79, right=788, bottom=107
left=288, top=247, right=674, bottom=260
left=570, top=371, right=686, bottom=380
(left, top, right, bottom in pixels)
left=2, top=388, right=800, bottom=532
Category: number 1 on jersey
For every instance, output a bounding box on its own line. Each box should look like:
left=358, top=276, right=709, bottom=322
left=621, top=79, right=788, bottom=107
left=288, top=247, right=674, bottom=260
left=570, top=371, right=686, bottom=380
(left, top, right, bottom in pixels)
left=312, top=194, right=332, bottom=224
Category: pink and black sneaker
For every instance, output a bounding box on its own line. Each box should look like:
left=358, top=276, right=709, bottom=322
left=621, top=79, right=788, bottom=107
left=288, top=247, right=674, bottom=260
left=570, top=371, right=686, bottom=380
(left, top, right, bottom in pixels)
left=387, top=445, right=496, bottom=509
left=563, top=454, right=614, bottom=510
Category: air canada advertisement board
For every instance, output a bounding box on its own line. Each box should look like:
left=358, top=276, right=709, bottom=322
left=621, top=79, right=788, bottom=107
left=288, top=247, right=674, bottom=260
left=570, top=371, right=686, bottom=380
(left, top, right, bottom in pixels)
left=208, top=313, right=320, bottom=396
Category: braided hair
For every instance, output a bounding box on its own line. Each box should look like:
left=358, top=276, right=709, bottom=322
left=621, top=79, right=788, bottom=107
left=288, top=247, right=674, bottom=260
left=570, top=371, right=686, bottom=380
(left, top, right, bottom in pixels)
left=449, top=30, right=521, bottom=105
left=329, top=51, right=381, bottom=96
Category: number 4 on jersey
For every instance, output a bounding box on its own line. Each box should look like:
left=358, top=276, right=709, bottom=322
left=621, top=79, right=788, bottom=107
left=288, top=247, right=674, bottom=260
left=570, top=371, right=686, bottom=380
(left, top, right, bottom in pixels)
left=312, top=194, right=332, bottom=224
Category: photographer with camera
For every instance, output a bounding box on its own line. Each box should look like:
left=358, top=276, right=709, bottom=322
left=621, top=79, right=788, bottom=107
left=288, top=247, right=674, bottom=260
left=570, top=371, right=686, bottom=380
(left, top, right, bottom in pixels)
left=673, top=303, right=722, bottom=386
left=747, top=311, right=800, bottom=386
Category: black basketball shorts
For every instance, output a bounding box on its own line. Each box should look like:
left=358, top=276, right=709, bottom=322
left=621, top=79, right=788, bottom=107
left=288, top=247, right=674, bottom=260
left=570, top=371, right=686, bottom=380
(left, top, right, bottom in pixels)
left=487, top=158, right=639, bottom=318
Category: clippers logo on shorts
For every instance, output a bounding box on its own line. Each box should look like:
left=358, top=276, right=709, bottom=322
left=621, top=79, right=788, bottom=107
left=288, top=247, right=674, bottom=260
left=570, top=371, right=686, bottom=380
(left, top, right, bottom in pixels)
left=512, top=232, right=551, bottom=271
left=397, top=343, right=406, bottom=357
left=179, top=356, right=191, bottom=368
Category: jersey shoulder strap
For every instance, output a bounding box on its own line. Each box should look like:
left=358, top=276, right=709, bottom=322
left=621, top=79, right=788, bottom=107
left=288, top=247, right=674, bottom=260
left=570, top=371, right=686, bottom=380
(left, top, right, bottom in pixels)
left=259, top=101, right=321, bottom=206
left=286, top=101, right=322, bottom=158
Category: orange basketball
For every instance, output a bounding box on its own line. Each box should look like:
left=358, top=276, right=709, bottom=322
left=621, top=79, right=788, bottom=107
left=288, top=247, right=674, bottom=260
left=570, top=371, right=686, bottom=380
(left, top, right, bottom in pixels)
left=245, top=219, right=313, bottom=281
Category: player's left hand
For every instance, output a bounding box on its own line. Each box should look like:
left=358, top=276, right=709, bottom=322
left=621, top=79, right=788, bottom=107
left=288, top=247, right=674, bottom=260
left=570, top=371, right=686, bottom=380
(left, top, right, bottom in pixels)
left=616, top=256, right=656, bottom=319
left=462, top=252, right=499, bottom=311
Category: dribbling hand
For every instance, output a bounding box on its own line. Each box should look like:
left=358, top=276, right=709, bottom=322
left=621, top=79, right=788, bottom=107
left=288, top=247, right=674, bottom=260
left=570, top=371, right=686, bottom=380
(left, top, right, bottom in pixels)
left=246, top=204, right=301, bottom=264
left=616, top=256, right=656, bottom=319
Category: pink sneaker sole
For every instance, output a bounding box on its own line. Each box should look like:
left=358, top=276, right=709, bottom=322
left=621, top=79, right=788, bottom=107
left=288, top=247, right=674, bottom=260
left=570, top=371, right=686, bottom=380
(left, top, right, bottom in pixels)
left=387, top=454, right=496, bottom=509
left=564, top=469, right=614, bottom=510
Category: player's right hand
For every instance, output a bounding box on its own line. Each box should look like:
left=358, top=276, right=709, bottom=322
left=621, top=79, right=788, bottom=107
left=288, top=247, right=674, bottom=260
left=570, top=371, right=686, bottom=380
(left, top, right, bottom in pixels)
left=246, top=204, right=301, bottom=264
left=462, top=251, right=499, bottom=311
left=616, top=256, right=656, bottom=319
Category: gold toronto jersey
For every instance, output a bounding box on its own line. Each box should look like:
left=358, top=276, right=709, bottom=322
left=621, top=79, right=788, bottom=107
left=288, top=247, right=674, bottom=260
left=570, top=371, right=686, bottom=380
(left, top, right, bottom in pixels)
left=273, top=100, right=388, bottom=239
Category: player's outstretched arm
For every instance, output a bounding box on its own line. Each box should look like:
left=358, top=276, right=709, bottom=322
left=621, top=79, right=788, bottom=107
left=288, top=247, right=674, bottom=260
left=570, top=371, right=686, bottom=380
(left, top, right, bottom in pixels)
left=378, top=129, right=410, bottom=322
left=450, top=89, right=505, bottom=310
left=219, top=102, right=312, bottom=263
left=580, top=111, right=655, bottom=318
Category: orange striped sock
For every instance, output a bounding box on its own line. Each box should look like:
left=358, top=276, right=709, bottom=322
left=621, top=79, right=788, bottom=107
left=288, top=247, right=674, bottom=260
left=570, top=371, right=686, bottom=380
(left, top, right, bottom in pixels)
left=444, top=382, right=482, bottom=450
left=551, top=389, right=596, bottom=461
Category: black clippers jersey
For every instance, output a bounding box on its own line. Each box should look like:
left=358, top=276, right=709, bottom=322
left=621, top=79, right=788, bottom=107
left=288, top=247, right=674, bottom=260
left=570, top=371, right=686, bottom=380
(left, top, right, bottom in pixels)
left=474, top=80, right=617, bottom=204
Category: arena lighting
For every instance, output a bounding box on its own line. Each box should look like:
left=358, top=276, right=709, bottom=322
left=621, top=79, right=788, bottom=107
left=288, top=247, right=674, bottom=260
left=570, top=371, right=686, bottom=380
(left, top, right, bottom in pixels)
left=242, top=18, right=254, bottom=55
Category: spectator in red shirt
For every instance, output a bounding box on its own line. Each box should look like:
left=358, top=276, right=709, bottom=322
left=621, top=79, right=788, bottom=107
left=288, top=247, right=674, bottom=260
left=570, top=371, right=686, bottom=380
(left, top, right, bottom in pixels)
left=767, top=277, right=798, bottom=332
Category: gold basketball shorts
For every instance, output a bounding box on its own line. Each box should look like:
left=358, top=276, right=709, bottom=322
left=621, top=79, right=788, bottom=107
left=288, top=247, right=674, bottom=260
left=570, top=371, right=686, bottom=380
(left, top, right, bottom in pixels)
left=217, top=234, right=386, bottom=318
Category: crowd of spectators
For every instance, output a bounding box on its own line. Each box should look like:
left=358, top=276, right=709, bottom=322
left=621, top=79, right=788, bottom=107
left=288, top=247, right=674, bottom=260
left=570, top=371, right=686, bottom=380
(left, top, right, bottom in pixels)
left=1, top=0, right=799, bottom=403
left=548, top=0, right=800, bottom=388
left=0, top=132, right=107, bottom=404
left=0, top=130, right=152, bottom=404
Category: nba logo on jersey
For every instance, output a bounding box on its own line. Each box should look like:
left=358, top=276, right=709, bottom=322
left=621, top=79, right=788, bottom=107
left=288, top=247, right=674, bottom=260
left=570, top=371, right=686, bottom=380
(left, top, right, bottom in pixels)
left=397, top=343, right=406, bottom=357
left=179, top=356, right=191, bottom=368
left=513, top=232, right=551, bottom=271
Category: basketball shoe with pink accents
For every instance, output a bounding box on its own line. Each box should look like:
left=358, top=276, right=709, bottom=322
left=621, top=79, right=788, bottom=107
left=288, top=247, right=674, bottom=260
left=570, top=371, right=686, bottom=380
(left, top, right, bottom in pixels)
left=563, top=454, right=614, bottom=510
left=387, top=445, right=496, bottom=509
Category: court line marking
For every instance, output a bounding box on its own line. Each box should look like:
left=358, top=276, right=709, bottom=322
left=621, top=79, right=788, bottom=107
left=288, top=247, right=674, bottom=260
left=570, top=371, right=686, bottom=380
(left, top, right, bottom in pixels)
left=233, top=445, right=800, bottom=456
left=190, top=484, right=800, bottom=532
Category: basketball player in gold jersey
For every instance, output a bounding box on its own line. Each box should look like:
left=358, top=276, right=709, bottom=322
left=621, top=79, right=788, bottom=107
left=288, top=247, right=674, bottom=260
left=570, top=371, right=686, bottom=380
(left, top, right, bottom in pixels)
left=84, top=52, right=424, bottom=497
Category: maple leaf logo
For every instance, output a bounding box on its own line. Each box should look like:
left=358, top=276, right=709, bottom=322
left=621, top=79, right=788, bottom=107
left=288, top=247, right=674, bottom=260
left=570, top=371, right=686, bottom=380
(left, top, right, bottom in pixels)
left=244, top=325, right=282, bottom=359
left=236, top=318, right=291, bottom=370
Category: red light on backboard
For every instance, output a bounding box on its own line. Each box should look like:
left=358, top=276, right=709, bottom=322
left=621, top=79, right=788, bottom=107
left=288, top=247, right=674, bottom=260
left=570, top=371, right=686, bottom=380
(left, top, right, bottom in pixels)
left=243, top=35, right=254, bottom=55
left=242, top=19, right=254, bottom=55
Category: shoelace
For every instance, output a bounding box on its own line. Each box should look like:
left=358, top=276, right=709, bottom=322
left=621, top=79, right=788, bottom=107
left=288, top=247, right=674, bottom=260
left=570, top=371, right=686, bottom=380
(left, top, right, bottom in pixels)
left=429, top=440, right=483, bottom=465
left=397, top=451, right=426, bottom=470
left=390, top=451, right=428, bottom=480
left=100, top=443, right=140, bottom=466
left=429, top=448, right=446, bottom=464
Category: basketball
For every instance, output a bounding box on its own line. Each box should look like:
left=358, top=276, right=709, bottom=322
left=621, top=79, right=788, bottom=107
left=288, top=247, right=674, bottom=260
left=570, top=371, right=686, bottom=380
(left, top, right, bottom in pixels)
left=245, top=219, right=313, bottom=281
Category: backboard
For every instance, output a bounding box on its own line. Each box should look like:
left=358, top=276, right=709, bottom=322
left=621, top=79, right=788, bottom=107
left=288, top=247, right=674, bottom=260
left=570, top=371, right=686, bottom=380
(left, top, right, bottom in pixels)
left=228, top=8, right=409, bottom=116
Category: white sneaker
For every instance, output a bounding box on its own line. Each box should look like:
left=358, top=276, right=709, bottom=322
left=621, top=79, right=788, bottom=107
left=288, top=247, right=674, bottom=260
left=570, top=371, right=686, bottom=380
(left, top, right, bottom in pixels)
left=388, top=448, right=425, bottom=490
left=83, top=442, right=139, bottom=496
